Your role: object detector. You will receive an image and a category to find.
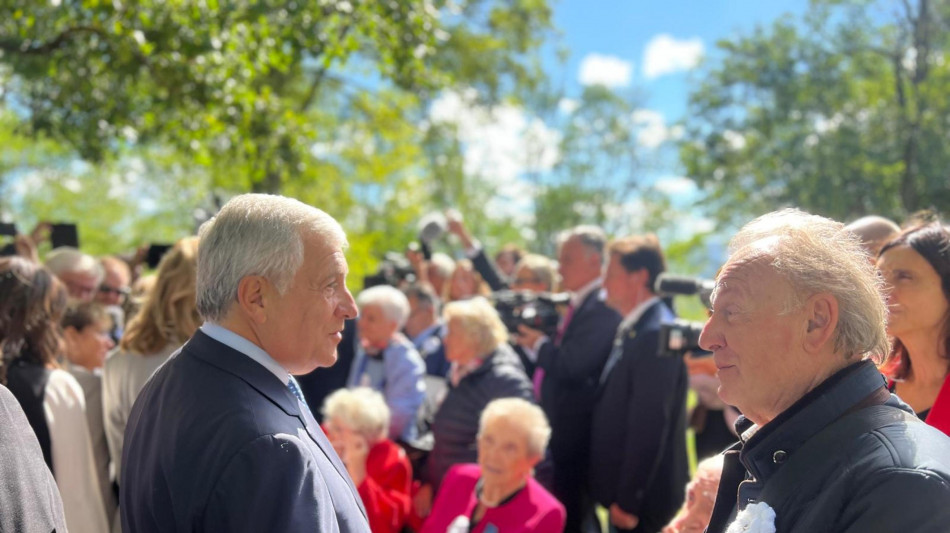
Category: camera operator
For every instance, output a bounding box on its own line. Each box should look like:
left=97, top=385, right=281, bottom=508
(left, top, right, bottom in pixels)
left=591, top=235, right=688, bottom=533
left=514, top=226, right=621, bottom=533
left=505, top=253, right=560, bottom=376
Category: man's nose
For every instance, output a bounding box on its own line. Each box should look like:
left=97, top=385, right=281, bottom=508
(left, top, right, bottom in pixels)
left=340, top=289, right=358, bottom=319
left=698, top=318, right=720, bottom=352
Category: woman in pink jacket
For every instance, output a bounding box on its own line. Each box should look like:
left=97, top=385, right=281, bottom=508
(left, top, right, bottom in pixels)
left=422, top=397, right=565, bottom=533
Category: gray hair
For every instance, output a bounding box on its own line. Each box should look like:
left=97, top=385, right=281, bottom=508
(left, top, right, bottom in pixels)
left=727, top=208, right=888, bottom=361
left=557, top=225, right=607, bottom=260
left=404, top=284, right=441, bottom=313
left=322, top=387, right=390, bottom=443
left=443, top=297, right=508, bottom=355
left=479, top=397, right=551, bottom=458
left=196, top=194, right=347, bottom=322
left=45, top=247, right=104, bottom=282
left=356, top=285, right=411, bottom=329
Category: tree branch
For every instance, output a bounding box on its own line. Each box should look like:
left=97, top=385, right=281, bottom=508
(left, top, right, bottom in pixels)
left=0, top=25, right=107, bottom=55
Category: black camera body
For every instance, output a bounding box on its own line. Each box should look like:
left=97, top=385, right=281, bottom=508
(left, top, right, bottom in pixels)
left=492, top=290, right=570, bottom=339
left=654, top=273, right=714, bottom=358
left=363, top=252, right=416, bottom=289
left=657, top=319, right=706, bottom=358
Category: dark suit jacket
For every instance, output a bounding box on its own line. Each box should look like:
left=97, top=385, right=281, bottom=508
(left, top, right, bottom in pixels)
left=590, top=300, right=688, bottom=533
left=471, top=247, right=508, bottom=292
left=121, top=330, right=370, bottom=532
left=0, top=384, right=67, bottom=533
left=537, top=287, right=621, bottom=467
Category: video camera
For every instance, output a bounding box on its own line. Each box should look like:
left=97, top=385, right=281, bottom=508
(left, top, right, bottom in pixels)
left=363, top=251, right=416, bottom=289
left=492, top=290, right=570, bottom=339
left=654, top=273, right=715, bottom=358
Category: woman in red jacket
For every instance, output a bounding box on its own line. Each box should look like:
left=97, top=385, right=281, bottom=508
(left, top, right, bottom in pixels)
left=878, top=221, right=950, bottom=434
left=323, top=387, right=412, bottom=533
left=422, top=397, right=565, bottom=533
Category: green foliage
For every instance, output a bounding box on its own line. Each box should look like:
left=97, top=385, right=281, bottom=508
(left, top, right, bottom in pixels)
left=681, top=0, right=950, bottom=224
left=0, top=0, right=557, bottom=285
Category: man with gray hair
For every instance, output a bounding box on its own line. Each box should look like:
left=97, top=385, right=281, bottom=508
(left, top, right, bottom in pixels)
left=701, top=209, right=950, bottom=533
left=515, top=225, right=621, bottom=533
left=45, top=247, right=104, bottom=302
left=121, top=194, right=369, bottom=532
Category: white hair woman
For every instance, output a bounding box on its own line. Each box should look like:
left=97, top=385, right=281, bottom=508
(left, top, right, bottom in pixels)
left=412, top=297, right=534, bottom=524
left=322, top=387, right=412, bottom=533
left=422, top=398, right=565, bottom=533
left=347, top=284, right=426, bottom=443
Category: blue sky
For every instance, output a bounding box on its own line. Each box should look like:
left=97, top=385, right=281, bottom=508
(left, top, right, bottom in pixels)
left=551, top=0, right=809, bottom=120
left=432, top=1, right=814, bottom=244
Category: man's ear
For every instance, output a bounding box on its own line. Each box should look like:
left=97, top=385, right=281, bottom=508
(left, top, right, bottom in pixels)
left=803, top=292, right=838, bottom=354
left=235, top=275, right=269, bottom=325
left=62, top=326, right=80, bottom=345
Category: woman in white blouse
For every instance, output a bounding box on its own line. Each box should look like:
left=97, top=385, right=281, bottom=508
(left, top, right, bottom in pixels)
left=102, top=237, right=200, bottom=488
left=0, top=256, right=109, bottom=533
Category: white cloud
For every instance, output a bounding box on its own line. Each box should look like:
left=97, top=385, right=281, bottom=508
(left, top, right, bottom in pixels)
left=642, top=34, right=704, bottom=79
left=578, top=53, right=633, bottom=88
left=429, top=89, right=560, bottom=223
left=654, top=176, right=697, bottom=196
left=558, top=98, right=579, bottom=115
left=631, top=109, right=683, bottom=149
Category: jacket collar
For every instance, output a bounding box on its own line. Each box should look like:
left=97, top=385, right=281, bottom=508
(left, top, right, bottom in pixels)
left=738, top=360, right=890, bottom=483
left=183, top=330, right=367, bottom=519
left=184, top=329, right=300, bottom=418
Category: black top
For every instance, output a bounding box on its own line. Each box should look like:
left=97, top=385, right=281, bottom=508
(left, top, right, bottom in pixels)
left=5, top=359, right=54, bottom=470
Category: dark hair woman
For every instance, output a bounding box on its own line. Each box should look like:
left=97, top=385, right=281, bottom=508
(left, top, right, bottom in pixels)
left=0, top=257, right=109, bottom=533
left=878, top=221, right=950, bottom=435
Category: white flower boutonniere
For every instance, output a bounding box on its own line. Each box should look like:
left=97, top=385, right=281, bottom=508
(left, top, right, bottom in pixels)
left=725, top=501, right=776, bottom=533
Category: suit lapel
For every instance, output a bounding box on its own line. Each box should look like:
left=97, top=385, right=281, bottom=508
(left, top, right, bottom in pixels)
left=185, top=331, right=367, bottom=519
left=296, top=403, right=368, bottom=519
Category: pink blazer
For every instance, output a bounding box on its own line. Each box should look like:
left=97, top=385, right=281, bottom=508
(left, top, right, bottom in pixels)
left=422, top=463, right=565, bottom=533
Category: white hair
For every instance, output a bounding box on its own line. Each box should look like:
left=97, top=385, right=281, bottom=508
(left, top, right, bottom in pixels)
left=726, top=208, right=888, bottom=361
left=479, top=397, right=551, bottom=458
left=45, top=247, right=104, bottom=282
left=443, top=297, right=508, bottom=355
left=356, top=285, right=411, bottom=329
left=196, top=194, right=347, bottom=322
left=322, top=387, right=391, bottom=443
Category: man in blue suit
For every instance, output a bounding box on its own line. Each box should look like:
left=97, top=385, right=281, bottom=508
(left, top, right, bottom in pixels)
left=121, top=194, right=369, bottom=532
left=590, top=235, right=688, bottom=533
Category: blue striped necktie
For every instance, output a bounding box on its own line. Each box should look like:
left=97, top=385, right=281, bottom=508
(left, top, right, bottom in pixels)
left=287, top=376, right=313, bottom=417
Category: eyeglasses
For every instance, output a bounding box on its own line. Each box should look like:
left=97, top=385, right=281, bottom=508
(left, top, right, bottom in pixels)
left=98, top=284, right=131, bottom=298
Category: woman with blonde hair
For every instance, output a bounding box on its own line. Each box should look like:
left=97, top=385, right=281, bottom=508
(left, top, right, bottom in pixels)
left=411, top=297, right=534, bottom=527
left=103, top=236, right=200, bottom=488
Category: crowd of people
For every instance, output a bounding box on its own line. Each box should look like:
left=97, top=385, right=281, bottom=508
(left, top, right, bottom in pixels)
left=1, top=196, right=950, bottom=533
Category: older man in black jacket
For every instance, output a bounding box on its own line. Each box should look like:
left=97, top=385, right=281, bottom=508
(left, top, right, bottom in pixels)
left=590, top=235, right=688, bottom=533
left=700, top=209, right=950, bottom=533
left=517, top=226, right=621, bottom=533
